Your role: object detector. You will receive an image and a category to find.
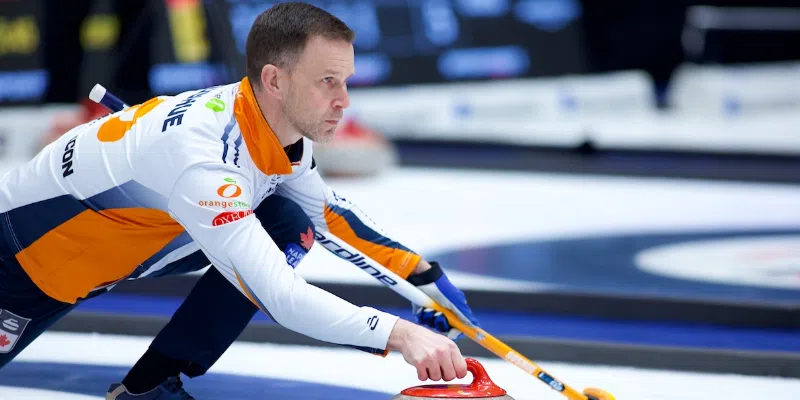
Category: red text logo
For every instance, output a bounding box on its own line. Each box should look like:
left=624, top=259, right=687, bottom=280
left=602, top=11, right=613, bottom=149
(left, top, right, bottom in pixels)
left=212, top=210, right=253, bottom=227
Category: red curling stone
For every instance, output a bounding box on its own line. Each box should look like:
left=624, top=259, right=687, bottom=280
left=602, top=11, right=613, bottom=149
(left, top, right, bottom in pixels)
left=393, top=358, right=515, bottom=399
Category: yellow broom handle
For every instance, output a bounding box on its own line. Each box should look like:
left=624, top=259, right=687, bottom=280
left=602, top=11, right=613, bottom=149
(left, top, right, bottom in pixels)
left=434, top=305, right=589, bottom=400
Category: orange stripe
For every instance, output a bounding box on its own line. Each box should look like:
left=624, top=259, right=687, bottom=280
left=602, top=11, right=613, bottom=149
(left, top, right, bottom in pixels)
left=324, top=207, right=420, bottom=279
left=15, top=208, right=184, bottom=304
left=97, top=97, right=166, bottom=142
left=233, top=77, right=293, bottom=176
left=234, top=270, right=268, bottom=315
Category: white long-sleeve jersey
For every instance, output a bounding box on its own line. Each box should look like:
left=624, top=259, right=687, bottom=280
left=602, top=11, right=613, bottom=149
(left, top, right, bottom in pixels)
left=0, top=77, right=422, bottom=354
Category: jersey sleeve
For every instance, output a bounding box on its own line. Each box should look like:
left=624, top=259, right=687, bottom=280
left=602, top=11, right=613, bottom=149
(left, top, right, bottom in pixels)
left=166, top=162, right=399, bottom=354
left=277, top=149, right=422, bottom=281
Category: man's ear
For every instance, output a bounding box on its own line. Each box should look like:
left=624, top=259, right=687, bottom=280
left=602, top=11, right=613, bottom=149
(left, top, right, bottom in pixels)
left=260, top=64, right=282, bottom=99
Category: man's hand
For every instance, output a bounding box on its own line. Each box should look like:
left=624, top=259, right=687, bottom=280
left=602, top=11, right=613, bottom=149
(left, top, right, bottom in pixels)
left=406, top=261, right=479, bottom=340
left=387, top=318, right=468, bottom=381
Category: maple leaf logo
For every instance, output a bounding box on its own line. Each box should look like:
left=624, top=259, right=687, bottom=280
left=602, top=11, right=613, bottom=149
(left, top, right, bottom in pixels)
left=300, top=227, right=314, bottom=250
left=0, top=334, right=10, bottom=347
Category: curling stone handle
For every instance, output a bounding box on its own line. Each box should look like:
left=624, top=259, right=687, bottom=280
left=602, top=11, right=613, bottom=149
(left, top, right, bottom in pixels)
left=396, top=358, right=509, bottom=398
left=466, top=358, right=505, bottom=393
left=466, top=359, right=489, bottom=384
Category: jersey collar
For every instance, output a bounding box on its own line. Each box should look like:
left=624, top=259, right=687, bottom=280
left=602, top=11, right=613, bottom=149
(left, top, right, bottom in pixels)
left=233, top=77, right=293, bottom=175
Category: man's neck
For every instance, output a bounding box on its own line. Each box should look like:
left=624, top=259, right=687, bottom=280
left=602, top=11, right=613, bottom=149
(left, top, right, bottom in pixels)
left=252, top=88, right=302, bottom=148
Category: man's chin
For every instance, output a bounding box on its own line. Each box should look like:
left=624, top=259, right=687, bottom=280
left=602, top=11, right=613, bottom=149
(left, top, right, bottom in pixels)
left=302, top=132, right=333, bottom=144
left=313, top=128, right=338, bottom=143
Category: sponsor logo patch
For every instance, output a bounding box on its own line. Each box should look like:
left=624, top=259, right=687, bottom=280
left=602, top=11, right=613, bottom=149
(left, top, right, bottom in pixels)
left=0, top=309, right=30, bottom=354
left=212, top=209, right=253, bottom=226
left=198, top=199, right=251, bottom=209
left=205, top=98, right=225, bottom=112
left=217, top=177, right=242, bottom=198
left=367, top=315, right=379, bottom=330
left=300, top=227, right=314, bottom=250
left=198, top=178, right=249, bottom=209
left=284, top=243, right=307, bottom=268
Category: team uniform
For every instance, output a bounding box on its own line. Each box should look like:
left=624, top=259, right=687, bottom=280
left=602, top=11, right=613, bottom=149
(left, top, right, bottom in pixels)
left=0, top=77, right=424, bottom=361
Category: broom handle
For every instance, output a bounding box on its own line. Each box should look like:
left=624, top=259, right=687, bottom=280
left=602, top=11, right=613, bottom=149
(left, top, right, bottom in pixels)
left=315, top=231, right=590, bottom=400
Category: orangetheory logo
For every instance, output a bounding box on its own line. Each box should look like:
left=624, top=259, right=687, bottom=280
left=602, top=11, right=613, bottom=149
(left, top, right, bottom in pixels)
left=217, top=177, right=242, bottom=198
left=97, top=97, right=165, bottom=142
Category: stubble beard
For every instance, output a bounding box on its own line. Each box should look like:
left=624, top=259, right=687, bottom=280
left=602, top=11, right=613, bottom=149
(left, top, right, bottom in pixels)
left=282, top=94, right=336, bottom=144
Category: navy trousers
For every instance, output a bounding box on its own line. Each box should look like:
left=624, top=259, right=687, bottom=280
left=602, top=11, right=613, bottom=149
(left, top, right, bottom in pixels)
left=0, top=195, right=314, bottom=375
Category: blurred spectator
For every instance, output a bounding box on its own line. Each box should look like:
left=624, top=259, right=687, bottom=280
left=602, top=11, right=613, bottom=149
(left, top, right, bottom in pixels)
left=42, top=0, right=155, bottom=106
left=39, top=0, right=156, bottom=150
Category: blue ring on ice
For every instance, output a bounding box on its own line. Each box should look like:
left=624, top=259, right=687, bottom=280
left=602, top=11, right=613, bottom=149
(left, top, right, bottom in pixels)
left=0, top=361, right=389, bottom=399
left=433, top=229, right=800, bottom=303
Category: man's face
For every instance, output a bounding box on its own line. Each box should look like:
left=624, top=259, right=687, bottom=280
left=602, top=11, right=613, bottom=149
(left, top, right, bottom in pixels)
left=281, top=35, right=354, bottom=143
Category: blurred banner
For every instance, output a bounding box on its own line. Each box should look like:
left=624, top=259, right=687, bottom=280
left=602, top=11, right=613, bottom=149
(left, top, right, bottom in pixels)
left=204, top=0, right=590, bottom=86
left=1, top=0, right=799, bottom=107
left=0, top=0, right=44, bottom=105
left=0, top=0, right=591, bottom=106
left=0, top=0, right=229, bottom=106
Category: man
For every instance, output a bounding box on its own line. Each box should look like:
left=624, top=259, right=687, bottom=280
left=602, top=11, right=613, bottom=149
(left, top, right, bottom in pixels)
left=0, top=2, right=480, bottom=399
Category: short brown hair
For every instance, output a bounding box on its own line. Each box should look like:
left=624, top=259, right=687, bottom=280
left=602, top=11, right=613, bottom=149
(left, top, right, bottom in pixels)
left=245, top=2, right=355, bottom=89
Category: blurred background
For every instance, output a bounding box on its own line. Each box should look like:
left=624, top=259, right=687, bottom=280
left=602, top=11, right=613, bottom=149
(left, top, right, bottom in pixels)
left=2, top=0, right=799, bottom=176
left=1, top=0, right=800, bottom=388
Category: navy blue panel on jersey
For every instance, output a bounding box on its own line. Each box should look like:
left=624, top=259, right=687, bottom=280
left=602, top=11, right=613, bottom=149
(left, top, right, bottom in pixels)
left=129, top=232, right=197, bottom=279
left=233, top=133, right=243, bottom=166
left=0, top=195, right=87, bottom=253
left=83, top=181, right=170, bottom=211
left=0, top=181, right=174, bottom=253
left=326, top=203, right=415, bottom=253
left=220, top=115, right=237, bottom=164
